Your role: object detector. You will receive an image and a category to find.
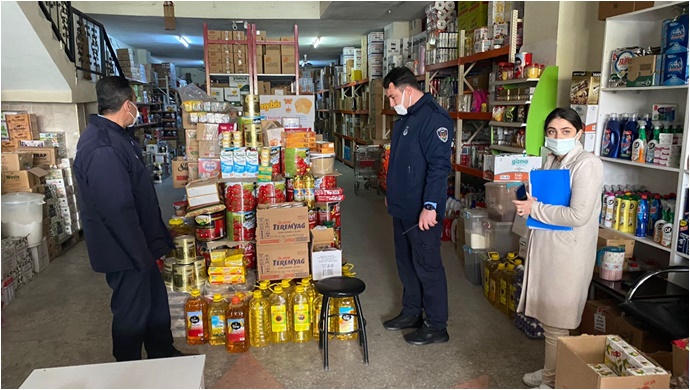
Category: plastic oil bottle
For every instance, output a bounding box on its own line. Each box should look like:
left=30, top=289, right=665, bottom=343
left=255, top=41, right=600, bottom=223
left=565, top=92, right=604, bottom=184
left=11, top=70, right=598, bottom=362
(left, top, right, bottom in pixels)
left=500, top=263, right=515, bottom=316
left=505, top=252, right=518, bottom=265
left=225, top=295, right=249, bottom=353
left=208, top=293, right=228, bottom=346
left=300, top=277, right=316, bottom=319
left=256, top=280, right=271, bottom=299
left=490, top=262, right=506, bottom=308
left=293, top=173, right=305, bottom=202
left=269, top=285, right=291, bottom=344
left=291, top=285, right=312, bottom=343
left=304, top=168, right=316, bottom=209
left=511, top=262, right=525, bottom=317
left=335, top=266, right=358, bottom=341
left=280, top=279, right=295, bottom=304
left=185, top=288, right=209, bottom=345
left=248, top=290, right=270, bottom=348
left=483, top=252, right=501, bottom=301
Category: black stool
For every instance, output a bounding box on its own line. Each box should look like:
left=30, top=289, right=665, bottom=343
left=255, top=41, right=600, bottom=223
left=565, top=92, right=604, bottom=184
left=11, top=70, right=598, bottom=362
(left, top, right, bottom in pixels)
left=315, top=276, right=368, bottom=370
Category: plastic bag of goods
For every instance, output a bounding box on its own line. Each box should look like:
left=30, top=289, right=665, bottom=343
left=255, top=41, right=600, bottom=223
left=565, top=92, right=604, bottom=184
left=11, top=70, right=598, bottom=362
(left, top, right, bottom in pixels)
left=226, top=211, right=256, bottom=241
left=203, top=281, right=234, bottom=302
left=257, top=181, right=287, bottom=204
left=224, top=182, right=257, bottom=212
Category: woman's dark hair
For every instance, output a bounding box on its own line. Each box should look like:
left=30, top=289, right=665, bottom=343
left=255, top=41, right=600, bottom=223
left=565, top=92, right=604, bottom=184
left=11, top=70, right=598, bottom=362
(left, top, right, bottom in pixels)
left=544, top=107, right=584, bottom=133
left=383, top=67, right=420, bottom=91
left=96, top=76, right=134, bottom=115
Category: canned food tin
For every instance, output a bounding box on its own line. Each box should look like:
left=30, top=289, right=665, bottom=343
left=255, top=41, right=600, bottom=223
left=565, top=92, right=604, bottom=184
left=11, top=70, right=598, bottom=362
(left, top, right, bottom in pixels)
left=233, top=131, right=244, bottom=148
left=174, top=235, right=196, bottom=263
left=243, top=123, right=262, bottom=148
left=195, top=211, right=226, bottom=242
left=308, top=208, right=317, bottom=229
left=242, top=94, right=260, bottom=117
left=173, top=264, right=196, bottom=292
left=193, top=256, right=207, bottom=286
left=222, top=132, right=232, bottom=149
left=196, top=240, right=211, bottom=263
left=163, top=257, right=176, bottom=289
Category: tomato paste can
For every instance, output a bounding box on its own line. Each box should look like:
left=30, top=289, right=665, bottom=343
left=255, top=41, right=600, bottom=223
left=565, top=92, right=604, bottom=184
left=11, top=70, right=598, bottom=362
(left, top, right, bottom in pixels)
left=174, top=235, right=196, bottom=263
left=173, top=264, right=196, bottom=292
left=227, top=211, right=256, bottom=241
left=195, top=211, right=226, bottom=242
left=193, top=256, right=207, bottom=287
left=308, top=208, right=317, bottom=229
left=195, top=240, right=211, bottom=264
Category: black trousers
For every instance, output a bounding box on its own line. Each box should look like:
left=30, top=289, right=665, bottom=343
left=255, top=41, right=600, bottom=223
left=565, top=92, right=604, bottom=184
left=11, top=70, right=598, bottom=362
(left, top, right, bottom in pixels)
left=105, top=262, right=176, bottom=361
left=393, top=218, right=449, bottom=329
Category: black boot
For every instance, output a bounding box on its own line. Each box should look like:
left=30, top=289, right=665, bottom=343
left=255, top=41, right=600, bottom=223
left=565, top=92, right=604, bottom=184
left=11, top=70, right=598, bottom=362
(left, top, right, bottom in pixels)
left=383, top=313, right=424, bottom=331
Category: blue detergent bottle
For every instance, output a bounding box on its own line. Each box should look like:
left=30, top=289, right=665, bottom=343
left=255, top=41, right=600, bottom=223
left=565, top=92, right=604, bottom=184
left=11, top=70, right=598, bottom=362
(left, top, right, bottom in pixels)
left=620, top=114, right=638, bottom=160
left=636, top=194, right=649, bottom=237
left=601, top=113, right=621, bottom=158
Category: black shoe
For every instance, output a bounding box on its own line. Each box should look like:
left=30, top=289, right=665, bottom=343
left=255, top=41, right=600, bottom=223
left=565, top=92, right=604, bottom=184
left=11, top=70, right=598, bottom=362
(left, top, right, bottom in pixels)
left=403, top=322, right=449, bottom=345
left=169, top=349, right=195, bottom=357
left=383, top=313, right=424, bottom=331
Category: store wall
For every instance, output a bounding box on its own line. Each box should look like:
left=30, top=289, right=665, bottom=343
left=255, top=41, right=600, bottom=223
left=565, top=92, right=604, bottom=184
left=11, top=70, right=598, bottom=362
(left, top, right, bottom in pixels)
left=177, top=68, right=206, bottom=86
left=521, top=2, right=560, bottom=67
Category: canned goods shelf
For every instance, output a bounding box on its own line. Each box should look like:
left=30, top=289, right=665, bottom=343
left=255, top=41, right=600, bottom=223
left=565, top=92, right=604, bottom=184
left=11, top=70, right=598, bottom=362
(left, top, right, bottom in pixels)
left=599, top=224, right=671, bottom=253
left=493, top=78, right=540, bottom=86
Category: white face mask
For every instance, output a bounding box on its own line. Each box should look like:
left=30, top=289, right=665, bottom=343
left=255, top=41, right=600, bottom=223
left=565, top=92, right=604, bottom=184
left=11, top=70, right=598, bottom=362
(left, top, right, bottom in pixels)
left=127, top=101, right=141, bottom=127
left=393, top=89, right=409, bottom=116
left=545, top=133, right=580, bottom=156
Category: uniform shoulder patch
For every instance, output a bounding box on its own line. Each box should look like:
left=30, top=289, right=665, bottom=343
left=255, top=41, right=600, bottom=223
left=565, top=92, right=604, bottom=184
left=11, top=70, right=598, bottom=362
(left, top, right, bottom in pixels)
left=436, top=127, right=449, bottom=143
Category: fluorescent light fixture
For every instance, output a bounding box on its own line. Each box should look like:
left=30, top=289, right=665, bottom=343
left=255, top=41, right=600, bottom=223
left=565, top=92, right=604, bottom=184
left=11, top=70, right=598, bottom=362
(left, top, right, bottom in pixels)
left=312, top=37, right=321, bottom=48
left=176, top=35, right=190, bottom=48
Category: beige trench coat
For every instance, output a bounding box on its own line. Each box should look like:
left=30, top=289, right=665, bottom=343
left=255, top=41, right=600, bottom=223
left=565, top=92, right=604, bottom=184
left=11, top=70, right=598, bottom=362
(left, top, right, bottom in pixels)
left=517, top=143, right=604, bottom=329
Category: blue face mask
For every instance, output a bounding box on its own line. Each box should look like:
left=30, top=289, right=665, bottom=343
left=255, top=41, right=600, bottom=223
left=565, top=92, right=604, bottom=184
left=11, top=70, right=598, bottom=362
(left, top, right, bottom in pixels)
left=545, top=134, right=580, bottom=156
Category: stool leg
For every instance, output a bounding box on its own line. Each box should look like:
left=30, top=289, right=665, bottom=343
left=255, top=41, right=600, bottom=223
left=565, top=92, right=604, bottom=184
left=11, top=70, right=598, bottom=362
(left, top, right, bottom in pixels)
left=322, top=296, right=330, bottom=370
left=318, top=297, right=327, bottom=351
left=354, top=295, right=368, bottom=365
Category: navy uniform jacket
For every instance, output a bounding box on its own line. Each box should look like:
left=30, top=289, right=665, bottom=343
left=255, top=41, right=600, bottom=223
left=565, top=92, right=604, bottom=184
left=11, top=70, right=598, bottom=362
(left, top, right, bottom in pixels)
left=386, top=93, right=453, bottom=221
left=74, top=115, right=173, bottom=273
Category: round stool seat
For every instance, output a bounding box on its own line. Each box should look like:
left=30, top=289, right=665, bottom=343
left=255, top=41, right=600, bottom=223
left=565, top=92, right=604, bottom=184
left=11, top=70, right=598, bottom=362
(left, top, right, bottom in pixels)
left=315, top=276, right=365, bottom=298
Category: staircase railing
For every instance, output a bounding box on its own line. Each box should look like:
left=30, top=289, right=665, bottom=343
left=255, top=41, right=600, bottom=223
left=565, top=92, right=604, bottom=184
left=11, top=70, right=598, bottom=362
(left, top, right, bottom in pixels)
left=38, top=1, right=123, bottom=80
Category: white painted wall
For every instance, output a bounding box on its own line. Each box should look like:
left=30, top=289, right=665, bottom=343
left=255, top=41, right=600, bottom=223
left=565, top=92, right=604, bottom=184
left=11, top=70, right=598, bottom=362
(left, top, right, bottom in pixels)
left=521, top=1, right=559, bottom=67
left=177, top=68, right=206, bottom=85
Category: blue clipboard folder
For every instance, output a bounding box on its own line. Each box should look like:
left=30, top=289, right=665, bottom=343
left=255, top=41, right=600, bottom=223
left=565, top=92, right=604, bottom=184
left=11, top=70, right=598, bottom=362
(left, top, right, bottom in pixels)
left=526, top=169, right=573, bottom=231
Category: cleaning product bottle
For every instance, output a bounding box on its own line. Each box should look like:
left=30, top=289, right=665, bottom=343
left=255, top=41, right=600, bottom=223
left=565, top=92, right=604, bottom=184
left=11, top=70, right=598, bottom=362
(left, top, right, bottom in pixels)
left=643, top=113, right=654, bottom=140
left=601, top=114, right=621, bottom=158
left=226, top=295, right=249, bottom=353
left=612, top=193, right=624, bottom=230
left=208, top=293, right=228, bottom=346
left=304, top=168, right=316, bottom=209
left=269, top=285, right=291, bottom=344
left=647, top=125, right=661, bottom=164
left=490, top=263, right=506, bottom=308
left=631, top=119, right=647, bottom=163
left=673, top=123, right=683, bottom=145
left=636, top=194, right=649, bottom=237
left=620, top=114, right=638, bottom=160
left=600, top=186, right=610, bottom=224
left=248, top=290, right=271, bottom=347
left=483, top=252, right=501, bottom=300
left=291, top=285, right=312, bottom=343
left=619, top=194, right=631, bottom=232
left=620, top=113, right=630, bottom=129
left=627, top=194, right=639, bottom=234
left=499, top=263, right=515, bottom=316
left=185, top=288, right=209, bottom=345
left=647, top=194, right=663, bottom=236
left=604, top=192, right=616, bottom=228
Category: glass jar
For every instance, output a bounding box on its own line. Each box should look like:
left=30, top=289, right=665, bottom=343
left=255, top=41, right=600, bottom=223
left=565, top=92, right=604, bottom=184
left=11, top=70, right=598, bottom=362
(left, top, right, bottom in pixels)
left=525, top=64, right=541, bottom=79
left=498, top=62, right=514, bottom=80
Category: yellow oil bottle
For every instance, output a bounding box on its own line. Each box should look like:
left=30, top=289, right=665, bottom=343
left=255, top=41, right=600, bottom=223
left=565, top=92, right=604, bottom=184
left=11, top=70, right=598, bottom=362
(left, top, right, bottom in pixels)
left=334, top=265, right=358, bottom=341
left=499, top=264, right=515, bottom=316
left=312, top=293, right=336, bottom=341
left=280, top=279, right=295, bottom=302
left=257, top=280, right=271, bottom=299
left=208, top=293, right=227, bottom=346
left=300, top=277, right=316, bottom=319
left=292, top=285, right=312, bottom=343
left=506, top=264, right=519, bottom=319
left=226, top=295, right=249, bottom=353
left=269, top=285, right=291, bottom=344
left=490, top=263, right=506, bottom=308
left=484, top=252, right=500, bottom=301
left=185, top=288, right=209, bottom=345
left=505, top=252, right=518, bottom=265
left=248, top=290, right=270, bottom=348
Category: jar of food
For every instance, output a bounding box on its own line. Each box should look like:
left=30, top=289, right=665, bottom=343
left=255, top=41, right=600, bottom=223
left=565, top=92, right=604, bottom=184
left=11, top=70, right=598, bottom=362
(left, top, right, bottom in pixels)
left=497, top=62, right=514, bottom=81
left=538, top=64, right=545, bottom=77
left=526, top=64, right=540, bottom=79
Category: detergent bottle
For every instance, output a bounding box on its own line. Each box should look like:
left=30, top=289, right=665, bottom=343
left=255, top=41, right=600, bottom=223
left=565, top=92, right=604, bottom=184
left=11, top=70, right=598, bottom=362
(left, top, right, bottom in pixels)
left=601, top=114, right=621, bottom=158
left=226, top=295, right=249, bottom=353
left=647, top=125, right=661, bottom=164
left=208, top=293, right=228, bottom=346
left=631, top=120, right=647, bottom=163
left=620, top=114, right=638, bottom=160
left=269, top=285, right=291, bottom=344
left=248, top=290, right=271, bottom=347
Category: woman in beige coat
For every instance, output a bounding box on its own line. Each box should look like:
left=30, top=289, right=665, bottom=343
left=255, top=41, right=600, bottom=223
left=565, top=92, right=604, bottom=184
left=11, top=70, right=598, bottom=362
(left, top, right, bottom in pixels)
left=513, top=107, right=604, bottom=389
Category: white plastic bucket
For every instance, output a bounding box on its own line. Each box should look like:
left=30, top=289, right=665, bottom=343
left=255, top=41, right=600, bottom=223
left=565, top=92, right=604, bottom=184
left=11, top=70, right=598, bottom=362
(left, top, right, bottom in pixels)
left=1, top=192, right=46, bottom=247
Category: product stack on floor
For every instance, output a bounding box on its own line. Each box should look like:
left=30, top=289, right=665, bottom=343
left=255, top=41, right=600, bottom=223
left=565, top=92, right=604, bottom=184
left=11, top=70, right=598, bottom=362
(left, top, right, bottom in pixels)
left=1, top=112, right=81, bottom=307
left=156, top=85, right=352, bottom=350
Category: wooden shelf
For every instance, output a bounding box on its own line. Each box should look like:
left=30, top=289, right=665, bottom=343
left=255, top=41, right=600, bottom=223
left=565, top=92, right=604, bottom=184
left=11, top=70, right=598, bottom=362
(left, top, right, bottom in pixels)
left=452, top=163, right=486, bottom=179
left=601, top=85, right=689, bottom=92
left=426, top=59, right=459, bottom=72
left=131, top=122, right=161, bottom=129
left=599, top=224, right=671, bottom=253
left=317, top=109, right=330, bottom=112
left=334, top=110, right=369, bottom=115
left=335, top=156, right=354, bottom=167
left=381, top=109, right=397, bottom=116
left=334, top=133, right=367, bottom=145
left=490, top=100, right=532, bottom=106
left=599, top=157, right=681, bottom=173
left=490, top=145, right=525, bottom=153
left=259, top=73, right=296, bottom=77
left=451, top=112, right=492, bottom=120
left=489, top=121, right=526, bottom=128
left=335, top=79, right=369, bottom=89
left=459, top=46, right=511, bottom=65
left=493, top=78, right=540, bottom=86
left=416, top=74, right=426, bottom=81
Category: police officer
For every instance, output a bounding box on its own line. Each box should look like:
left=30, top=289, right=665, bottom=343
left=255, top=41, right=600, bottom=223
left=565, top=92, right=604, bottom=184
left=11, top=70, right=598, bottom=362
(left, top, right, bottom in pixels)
left=74, top=76, right=182, bottom=361
left=382, top=67, right=453, bottom=345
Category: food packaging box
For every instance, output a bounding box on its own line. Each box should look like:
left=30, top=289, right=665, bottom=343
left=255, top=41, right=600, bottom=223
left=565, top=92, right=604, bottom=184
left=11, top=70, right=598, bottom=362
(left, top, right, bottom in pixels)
left=185, top=129, right=198, bottom=143
left=281, top=54, right=296, bottom=74
left=604, top=335, right=656, bottom=375
left=5, top=113, right=39, bottom=141
left=198, top=140, right=220, bottom=158
left=597, top=228, right=635, bottom=258
left=570, top=104, right=598, bottom=133
left=171, top=157, right=189, bottom=189
left=673, top=339, right=689, bottom=377
left=661, top=51, right=689, bottom=86
left=588, top=363, right=617, bottom=378
left=17, top=147, right=59, bottom=169
left=626, top=55, right=663, bottom=87
left=570, top=71, right=591, bottom=105
left=310, top=227, right=342, bottom=280
left=207, top=266, right=245, bottom=276
left=209, top=274, right=246, bottom=284
left=29, top=238, right=50, bottom=273
left=578, top=300, right=622, bottom=335
left=556, top=335, right=670, bottom=388
left=624, top=367, right=669, bottom=376
left=263, top=53, right=281, bottom=74
left=367, top=32, right=384, bottom=43
left=256, top=242, right=309, bottom=281
left=458, top=1, right=489, bottom=32
left=1, top=152, right=34, bottom=172
left=613, top=315, right=672, bottom=353
left=1, top=167, right=47, bottom=193
left=487, top=154, right=541, bottom=183
left=198, top=158, right=221, bottom=180
left=662, top=14, right=689, bottom=54
left=185, top=178, right=221, bottom=206
left=256, top=204, right=310, bottom=245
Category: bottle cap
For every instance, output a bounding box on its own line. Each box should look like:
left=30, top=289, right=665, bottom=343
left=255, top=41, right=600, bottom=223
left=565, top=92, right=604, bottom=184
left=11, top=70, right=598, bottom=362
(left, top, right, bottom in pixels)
left=295, top=285, right=305, bottom=293
left=497, top=263, right=506, bottom=270
left=253, top=290, right=262, bottom=299
left=507, top=264, right=515, bottom=271
left=213, top=293, right=223, bottom=302
left=514, top=259, right=523, bottom=266
left=190, top=289, right=201, bottom=297
left=280, top=280, right=291, bottom=287
left=489, top=252, right=500, bottom=260
left=169, top=218, right=183, bottom=226
left=274, top=286, right=284, bottom=294
left=231, top=295, right=241, bottom=304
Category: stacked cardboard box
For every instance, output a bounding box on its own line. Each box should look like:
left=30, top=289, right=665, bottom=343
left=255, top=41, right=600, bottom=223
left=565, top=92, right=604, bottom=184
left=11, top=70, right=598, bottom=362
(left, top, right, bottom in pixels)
left=2, top=113, right=39, bottom=152
left=256, top=204, right=311, bottom=280
left=570, top=71, right=601, bottom=153
left=280, top=36, right=296, bottom=75
left=367, top=32, right=384, bottom=79
left=1, top=237, right=34, bottom=302
left=152, top=63, right=176, bottom=88
left=117, top=48, right=142, bottom=80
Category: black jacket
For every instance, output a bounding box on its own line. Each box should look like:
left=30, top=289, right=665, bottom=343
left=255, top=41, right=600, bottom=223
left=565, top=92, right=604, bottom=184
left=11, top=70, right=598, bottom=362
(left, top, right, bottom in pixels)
left=74, top=115, right=173, bottom=273
left=386, top=93, right=453, bottom=221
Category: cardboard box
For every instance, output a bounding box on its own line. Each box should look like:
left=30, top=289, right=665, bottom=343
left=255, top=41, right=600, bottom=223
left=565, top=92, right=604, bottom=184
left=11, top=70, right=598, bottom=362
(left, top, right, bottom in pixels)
left=256, top=242, right=309, bottom=281
left=597, top=228, right=635, bottom=258
left=614, top=315, right=672, bottom=353
left=571, top=71, right=592, bottom=105
left=256, top=204, right=310, bottom=245
left=556, top=335, right=670, bottom=388
left=264, top=53, right=281, bottom=74
left=571, top=104, right=599, bottom=133
left=17, top=147, right=58, bottom=169
left=488, top=154, right=541, bottom=182
left=579, top=300, right=622, bottom=335
left=5, top=114, right=39, bottom=141
left=1, top=152, right=34, bottom=172
left=627, top=55, right=663, bottom=87
left=466, top=74, right=490, bottom=91
left=282, top=54, right=296, bottom=74
left=458, top=1, right=489, bottom=32
left=185, top=178, right=220, bottom=201
left=673, top=341, right=689, bottom=377
left=310, top=228, right=342, bottom=280
left=661, top=51, right=689, bottom=86
left=198, top=140, right=220, bottom=158
left=188, top=162, right=199, bottom=181
left=598, top=2, right=655, bottom=21
left=1, top=168, right=47, bottom=193
left=171, top=157, right=189, bottom=189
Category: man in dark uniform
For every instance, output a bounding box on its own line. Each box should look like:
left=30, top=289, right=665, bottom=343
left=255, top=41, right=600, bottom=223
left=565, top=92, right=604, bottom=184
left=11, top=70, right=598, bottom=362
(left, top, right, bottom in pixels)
left=382, top=67, right=453, bottom=345
left=74, top=76, right=182, bottom=361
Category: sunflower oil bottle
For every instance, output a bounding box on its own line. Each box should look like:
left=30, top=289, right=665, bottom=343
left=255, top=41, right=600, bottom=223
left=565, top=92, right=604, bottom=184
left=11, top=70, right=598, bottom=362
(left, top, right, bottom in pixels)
left=280, top=279, right=295, bottom=302
left=505, top=252, right=518, bottom=265
left=226, top=295, right=249, bottom=353
left=185, top=288, right=209, bottom=345
left=499, top=264, right=515, bottom=316
left=269, top=285, right=291, bottom=344
left=248, top=290, right=270, bottom=348
left=300, top=277, right=316, bottom=317
left=304, top=168, right=316, bottom=209
left=490, top=263, right=506, bottom=308
left=335, top=265, right=358, bottom=341
left=312, top=291, right=336, bottom=341
left=484, top=252, right=500, bottom=302
left=257, top=280, right=271, bottom=299
left=291, top=285, right=312, bottom=343
left=208, top=293, right=228, bottom=346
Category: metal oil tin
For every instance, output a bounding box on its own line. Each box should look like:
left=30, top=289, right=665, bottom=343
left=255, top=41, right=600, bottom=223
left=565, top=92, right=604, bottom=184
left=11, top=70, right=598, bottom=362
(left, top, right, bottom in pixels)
left=242, top=94, right=260, bottom=117
left=163, top=257, right=176, bottom=289
left=174, top=235, right=196, bottom=264
left=193, top=256, right=207, bottom=287
left=173, top=264, right=196, bottom=292
left=243, top=123, right=262, bottom=148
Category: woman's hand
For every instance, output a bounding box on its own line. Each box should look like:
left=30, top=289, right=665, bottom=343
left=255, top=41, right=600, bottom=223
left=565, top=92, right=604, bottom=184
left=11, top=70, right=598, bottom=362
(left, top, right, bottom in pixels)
left=513, top=194, right=538, bottom=217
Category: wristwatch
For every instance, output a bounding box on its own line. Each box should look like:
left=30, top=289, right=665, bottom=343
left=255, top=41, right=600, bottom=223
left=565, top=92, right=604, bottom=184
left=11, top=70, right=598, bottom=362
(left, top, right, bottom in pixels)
left=423, top=203, right=436, bottom=211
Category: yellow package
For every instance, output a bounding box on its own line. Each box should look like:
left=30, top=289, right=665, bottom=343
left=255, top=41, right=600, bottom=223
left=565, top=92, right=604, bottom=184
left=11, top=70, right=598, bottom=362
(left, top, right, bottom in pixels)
left=209, top=274, right=246, bottom=284
left=210, top=248, right=228, bottom=265
left=208, top=266, right=245, bottom=276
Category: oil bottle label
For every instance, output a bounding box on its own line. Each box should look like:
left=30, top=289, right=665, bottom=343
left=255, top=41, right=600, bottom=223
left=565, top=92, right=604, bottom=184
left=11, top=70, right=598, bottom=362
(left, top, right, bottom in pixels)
left=211, top=315, right=226, bottom=339
left=271, top=305, right=287, bottom=332
left=227, top=318, right=245, bottom=342
left=483, top=268, right=490, bottom=296
left=294, top=304, right=311, bottom=331
left=187, top=311, right=204, bottom=338
left=500, top=280, right=507, bottom=305
left=339, top=306, right=355, bottom=333
left=489, top=280, right=497, bottom=301
left=508, top=285, right=517, bottom=311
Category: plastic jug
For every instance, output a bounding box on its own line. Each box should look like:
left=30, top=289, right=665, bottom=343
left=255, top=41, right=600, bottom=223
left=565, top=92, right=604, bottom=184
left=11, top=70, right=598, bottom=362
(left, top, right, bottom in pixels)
left=226, top=295, right=249, bottom=352
left=269, top=285, right=291, bottom=344
left=208, top=293, right=228, bottom=346
left=185, top=288, right=209, bottom=345
left=596, top=246, right=625, bottom=281
left=248, top=290, right=271, bottom=347
left=483, top=252, right=501, bottom=300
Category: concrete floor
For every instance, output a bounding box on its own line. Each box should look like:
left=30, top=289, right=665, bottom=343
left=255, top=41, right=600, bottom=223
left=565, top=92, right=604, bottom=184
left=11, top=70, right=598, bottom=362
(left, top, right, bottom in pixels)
left=1, top=163, right=544, bottom=388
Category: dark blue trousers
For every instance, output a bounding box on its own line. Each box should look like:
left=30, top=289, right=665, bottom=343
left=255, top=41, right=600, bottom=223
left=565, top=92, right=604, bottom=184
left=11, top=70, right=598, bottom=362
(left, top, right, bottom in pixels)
left=393, top=218, right=449, bottom=329
left=106, top=262, right=176, bottom=361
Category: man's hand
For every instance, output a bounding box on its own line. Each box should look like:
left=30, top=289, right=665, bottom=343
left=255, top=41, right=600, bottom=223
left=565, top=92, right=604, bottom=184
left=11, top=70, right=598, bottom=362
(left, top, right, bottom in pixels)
left=418, top=209, right=438, bottom=231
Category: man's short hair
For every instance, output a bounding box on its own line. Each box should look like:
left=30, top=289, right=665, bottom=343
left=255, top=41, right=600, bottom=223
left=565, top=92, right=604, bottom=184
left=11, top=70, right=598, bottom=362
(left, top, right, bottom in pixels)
left=383, top=67, right=420, bottom=91
left=96, top=76, right=134, bottom=115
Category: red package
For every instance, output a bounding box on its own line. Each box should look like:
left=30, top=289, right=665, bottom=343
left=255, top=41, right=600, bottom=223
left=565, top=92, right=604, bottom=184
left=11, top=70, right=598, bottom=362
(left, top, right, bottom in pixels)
left=219, top=123, right=237, bottom=132
left=316, top=195, right=345, bottom=202
left=315, top=188, right=344, bottom=197
left=314, top=175, right=337, bottom=189
left=224, top=182, right=257, bottom=212
left=441, top=218, right=454, bottom=241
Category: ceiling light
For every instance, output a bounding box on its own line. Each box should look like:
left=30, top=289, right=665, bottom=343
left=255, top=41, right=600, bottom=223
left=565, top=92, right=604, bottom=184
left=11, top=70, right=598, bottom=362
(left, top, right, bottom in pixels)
left=386, top=1, right=404, bottom=14
left=176, top=35, right=190, bottom=48
left=313, top=37, right=321, bottom=48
